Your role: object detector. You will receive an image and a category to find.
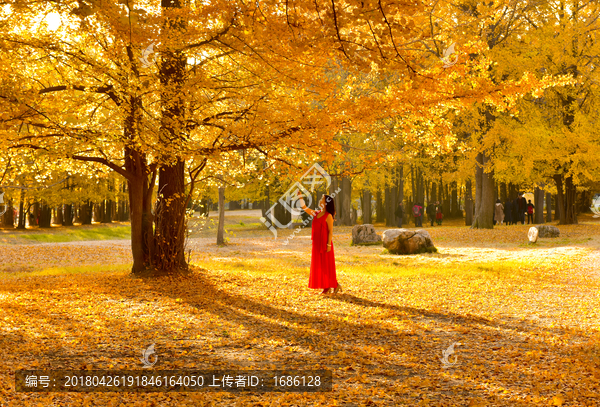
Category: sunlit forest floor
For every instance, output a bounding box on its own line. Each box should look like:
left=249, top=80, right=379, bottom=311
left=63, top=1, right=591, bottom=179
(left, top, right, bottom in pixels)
left=1, top=212, right=599, bottom=406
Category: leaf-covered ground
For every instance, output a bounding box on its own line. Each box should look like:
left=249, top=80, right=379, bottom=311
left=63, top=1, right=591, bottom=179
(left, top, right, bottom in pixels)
left=1, top=215, right=599, bottom=406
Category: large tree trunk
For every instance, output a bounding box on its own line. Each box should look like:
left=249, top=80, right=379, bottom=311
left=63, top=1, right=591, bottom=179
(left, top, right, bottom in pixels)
left=472, top=152, right=495, bottom=229
left=148, top=0, right=190, bottom=274
left=128, top=177, right=146, bottom=274
left=216, top=186, right=226, bottom=245
left=154, top=160, right=188, bottom=272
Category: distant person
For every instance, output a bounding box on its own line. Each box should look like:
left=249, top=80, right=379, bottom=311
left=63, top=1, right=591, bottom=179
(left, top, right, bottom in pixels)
left=516, top=193, right=527, bottom=224
left=426, top=201, right=436, bottom=226
left=504, top=199, right=513, bottom=225
left=512, top=197, right=520, bottom=225
left=395, top=202, right=403, bottom=228
left=436, top=205, right=443, bottom=225
left=412, top=203, right=422, bottom=227
left=298, top=191, right=341, bottom=295
left=526, top=200, right=535, bottom=224
left=494, top=199, right=504, bottom=225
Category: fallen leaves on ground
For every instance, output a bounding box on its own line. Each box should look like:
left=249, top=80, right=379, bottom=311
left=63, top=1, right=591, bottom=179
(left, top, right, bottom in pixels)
left=0, top=220, right=599, bottom=406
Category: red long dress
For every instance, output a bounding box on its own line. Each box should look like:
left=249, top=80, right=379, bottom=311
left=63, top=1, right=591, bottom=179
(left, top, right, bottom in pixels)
left=308, top=210, right=337, bottom=289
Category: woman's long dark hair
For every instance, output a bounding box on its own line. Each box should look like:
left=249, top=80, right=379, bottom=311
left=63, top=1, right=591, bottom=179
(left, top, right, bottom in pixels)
left=324, top=195, right=336, bottom=219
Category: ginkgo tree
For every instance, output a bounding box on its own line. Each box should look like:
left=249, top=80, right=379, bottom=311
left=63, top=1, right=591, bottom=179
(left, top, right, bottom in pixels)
left=0, top=0, right=557, bottom=274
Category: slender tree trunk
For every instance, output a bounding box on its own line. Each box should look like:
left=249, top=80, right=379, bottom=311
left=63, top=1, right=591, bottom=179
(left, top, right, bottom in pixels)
left=80, top=201, right=91, bottom=225
left=2, top=198, right=14, bottom=227
left=465, top=180, right=473, bottom=226
left=55, top=205, right=64, bottom=226
left=384, top=186, right=391, bottom=227
left=362, top=189, right=372, bottom=224
left=472, top=152, right=495, bottom=229
left=63, top=204, right=73, bottom=226
left=534, top=187, right=544, bottom=224
left=376, top=188, right=384, bottom=223
left=410, top=165, right=416, bottom=204
left=397, top=165, right=404, bottom=208
left=39, top=203, right=52, bottom=228
left=451, top=181, right=458, bottom=217
left=546, top=192, right=552, bottom=222
left=217, top=186, right=225, bottom=245
left=443, top=182, right=450, bottom=219
left=416, top=168, right=424, bottom=204
left=341, top=177, right=352, bottom=226
left=17, top=190, right=26, bottom=229
left=564, top=175, right=578, bottom=224
left=500, top=182, right=508, bottom=203
left=390, top=184, right=398, bottom=226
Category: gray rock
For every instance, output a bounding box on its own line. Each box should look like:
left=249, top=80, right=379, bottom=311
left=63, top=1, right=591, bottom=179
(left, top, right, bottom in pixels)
left=534, top=225, right=560, bottom=238
left=351, top=224, right=382, bottom=245
left=382, top=229, right=437, bottom=254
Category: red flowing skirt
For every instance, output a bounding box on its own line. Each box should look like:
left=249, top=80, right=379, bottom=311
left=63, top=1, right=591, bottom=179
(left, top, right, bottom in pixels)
left=308, top=212, right=337, bottom=289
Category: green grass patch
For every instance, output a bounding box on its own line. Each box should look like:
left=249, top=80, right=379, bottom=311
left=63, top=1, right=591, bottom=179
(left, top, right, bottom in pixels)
left=0, top=225, right=131, bottom=244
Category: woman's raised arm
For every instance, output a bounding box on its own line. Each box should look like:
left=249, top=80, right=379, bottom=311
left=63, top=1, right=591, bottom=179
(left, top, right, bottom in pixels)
left=297, top=190, right=316, bottom=217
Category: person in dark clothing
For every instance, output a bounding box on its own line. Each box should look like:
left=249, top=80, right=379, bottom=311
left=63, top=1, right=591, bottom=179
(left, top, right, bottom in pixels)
left=516, top=193, right=527, bottom=224
left=526, top=200, right=535, bottom=224
left=504, top=200, right=514, bottom=225
left=413, top=202, right=423, bottom=227
left=426, top=202, right=436, bottom=226
left=436, top=204, right=443, bottom=225
left=395, top=203, right=403, bottom=228
left=512, top=198, right=520, bottom=225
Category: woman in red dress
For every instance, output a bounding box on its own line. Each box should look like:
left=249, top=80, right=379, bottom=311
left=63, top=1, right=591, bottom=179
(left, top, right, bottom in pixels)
left=298, top=192, right=341, bottom=294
